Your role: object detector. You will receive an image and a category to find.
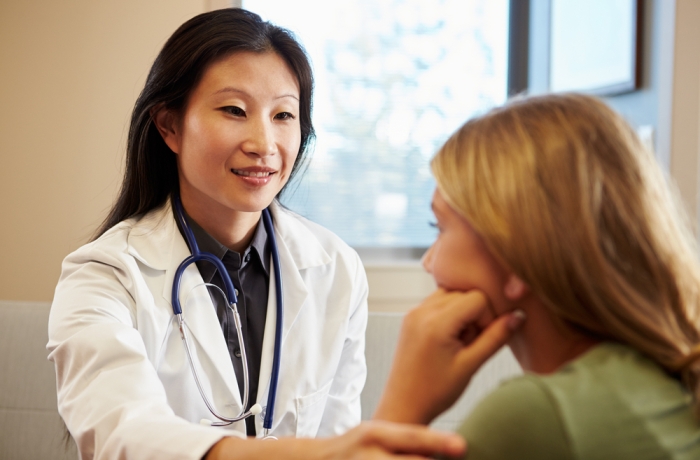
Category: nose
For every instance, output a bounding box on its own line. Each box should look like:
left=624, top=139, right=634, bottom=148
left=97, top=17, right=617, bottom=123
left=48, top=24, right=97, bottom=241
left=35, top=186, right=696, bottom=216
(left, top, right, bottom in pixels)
left=421, top=244, right=435, bottom=274
left=242, top=117, right=277, bottom=158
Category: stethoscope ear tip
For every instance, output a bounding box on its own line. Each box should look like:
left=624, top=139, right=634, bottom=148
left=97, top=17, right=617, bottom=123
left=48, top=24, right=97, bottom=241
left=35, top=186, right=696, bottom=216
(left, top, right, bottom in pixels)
left=200, top=419, right=213, bottom=426
left=250, top=403, right=263, bottom=416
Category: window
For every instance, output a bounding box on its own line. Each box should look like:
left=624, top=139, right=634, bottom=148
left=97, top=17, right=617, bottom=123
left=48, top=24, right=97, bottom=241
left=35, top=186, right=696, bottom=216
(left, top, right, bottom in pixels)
left=244, top=0, right=510, bottom=250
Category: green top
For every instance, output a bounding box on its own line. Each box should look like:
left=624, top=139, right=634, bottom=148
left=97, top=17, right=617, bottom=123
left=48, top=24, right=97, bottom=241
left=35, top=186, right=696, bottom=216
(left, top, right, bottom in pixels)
left=456, top=343, right=700, bottom=460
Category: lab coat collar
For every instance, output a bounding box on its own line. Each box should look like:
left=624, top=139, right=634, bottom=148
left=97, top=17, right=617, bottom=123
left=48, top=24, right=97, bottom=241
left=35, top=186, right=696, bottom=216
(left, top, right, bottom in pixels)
left=268, top=200, right=332, bottom=342
left=125, top=201, right=175, bottom=271
left=126, top=199, right=332, bottom=272
left=253, top=201, right=334, bottom=425
left=267, top=200, right=332, bottom=270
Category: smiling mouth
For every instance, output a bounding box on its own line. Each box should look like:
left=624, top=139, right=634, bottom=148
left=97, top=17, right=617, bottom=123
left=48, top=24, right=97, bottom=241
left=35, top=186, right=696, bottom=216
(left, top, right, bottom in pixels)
left=231, top=169, right=275, bottom=178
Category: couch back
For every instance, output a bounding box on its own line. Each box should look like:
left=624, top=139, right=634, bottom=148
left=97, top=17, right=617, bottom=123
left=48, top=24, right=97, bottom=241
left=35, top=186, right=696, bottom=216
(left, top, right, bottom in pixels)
left=0, top=303, right=521, bottom=459
left=0, top=301, right=77, bottom=460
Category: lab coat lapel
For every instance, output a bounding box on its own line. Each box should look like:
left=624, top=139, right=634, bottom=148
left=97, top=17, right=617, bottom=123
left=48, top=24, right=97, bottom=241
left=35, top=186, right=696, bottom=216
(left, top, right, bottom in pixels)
left=270, top=201, right=332, bottom=343
left=127, top=200, right=244, bottom=411
left=256, top=202, right=331, bottom=426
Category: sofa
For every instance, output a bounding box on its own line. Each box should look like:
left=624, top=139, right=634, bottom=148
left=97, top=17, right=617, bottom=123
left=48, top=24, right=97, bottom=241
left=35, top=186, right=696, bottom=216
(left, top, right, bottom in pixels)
left=0, top=301, right=78, bottom=459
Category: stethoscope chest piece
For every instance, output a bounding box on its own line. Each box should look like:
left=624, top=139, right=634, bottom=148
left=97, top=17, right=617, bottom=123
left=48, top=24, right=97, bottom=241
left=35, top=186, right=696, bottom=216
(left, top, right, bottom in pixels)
left=262, top=426, right=278, bottom=440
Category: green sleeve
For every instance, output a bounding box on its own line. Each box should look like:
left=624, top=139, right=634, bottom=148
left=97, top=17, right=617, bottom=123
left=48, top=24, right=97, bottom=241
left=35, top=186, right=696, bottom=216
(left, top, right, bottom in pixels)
left=453, top=377, right=573, bottom=460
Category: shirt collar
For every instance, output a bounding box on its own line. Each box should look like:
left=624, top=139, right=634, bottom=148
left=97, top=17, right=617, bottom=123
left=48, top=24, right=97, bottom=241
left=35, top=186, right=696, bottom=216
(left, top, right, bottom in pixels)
left=174, top=207, right=271, bottom=281
left=248, top=216, right=270, bottom=274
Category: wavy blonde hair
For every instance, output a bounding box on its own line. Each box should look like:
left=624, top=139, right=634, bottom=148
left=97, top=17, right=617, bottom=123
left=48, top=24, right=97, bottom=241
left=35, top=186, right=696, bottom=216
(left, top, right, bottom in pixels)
left=432, top=93, right=700, bottom=411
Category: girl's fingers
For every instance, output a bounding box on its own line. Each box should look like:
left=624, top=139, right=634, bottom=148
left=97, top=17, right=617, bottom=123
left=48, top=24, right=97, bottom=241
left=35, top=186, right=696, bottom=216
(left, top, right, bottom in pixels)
left=457, top=310, right=526, bottom=371
left=439, top=290, right=494, bottom=340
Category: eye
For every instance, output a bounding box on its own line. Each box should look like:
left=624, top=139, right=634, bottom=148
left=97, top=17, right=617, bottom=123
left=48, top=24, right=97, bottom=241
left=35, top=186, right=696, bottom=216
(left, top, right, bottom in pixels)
left=429, top=221, right=442, bottom=233
left=274, top=112, right=296, bottom=120
left=221, top=106, right=246, bottom=117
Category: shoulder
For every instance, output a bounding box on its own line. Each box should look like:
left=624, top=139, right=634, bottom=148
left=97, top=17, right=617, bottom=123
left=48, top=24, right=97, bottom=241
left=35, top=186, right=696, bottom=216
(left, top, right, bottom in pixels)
left=459, top=344, right=700, bottom=460
left=63, top=206, right=168, bottom=267
left=51, top=205, right=175, bottom=332
left=457, top=376, right=573, bottom=460
left=62, top=219, right=136, bottom=269
left=538, top=342, right=689, bottom=413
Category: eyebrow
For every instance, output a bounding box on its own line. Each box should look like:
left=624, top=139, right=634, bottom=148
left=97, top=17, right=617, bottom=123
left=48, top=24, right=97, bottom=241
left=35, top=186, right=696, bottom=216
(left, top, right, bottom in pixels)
left=213, top=87, right=299, bottom=101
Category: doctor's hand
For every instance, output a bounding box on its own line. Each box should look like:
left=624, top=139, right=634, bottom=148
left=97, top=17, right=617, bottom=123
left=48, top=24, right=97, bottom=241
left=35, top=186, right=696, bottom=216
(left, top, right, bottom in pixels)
left=373, top=289, right=525, bottom=425
left=317, top=421, right=466, bottom=459
left=206, top=421, right=465, bottom=459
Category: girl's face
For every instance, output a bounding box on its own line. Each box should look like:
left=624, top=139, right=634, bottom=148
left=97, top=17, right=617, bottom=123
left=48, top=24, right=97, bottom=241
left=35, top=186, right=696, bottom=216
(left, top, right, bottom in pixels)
left=161, top=51, right=301, bottom=219
left=423, top=188, right=512, bottom=314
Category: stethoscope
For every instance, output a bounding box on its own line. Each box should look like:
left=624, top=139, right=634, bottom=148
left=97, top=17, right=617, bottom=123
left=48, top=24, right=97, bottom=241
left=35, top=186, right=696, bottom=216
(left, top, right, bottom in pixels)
left=171, top=194, right=283, bottom=439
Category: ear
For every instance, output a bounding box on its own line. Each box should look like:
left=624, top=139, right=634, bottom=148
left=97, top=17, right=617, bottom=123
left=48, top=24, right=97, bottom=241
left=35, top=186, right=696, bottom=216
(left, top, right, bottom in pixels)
left=504, top=273, right=529, bottom=301
left=151, top=105, right=182, bottom=154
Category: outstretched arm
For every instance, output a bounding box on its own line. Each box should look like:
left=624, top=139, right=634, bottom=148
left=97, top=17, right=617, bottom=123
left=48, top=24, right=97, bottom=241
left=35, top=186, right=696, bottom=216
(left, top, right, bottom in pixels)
left=206, top=421, right=466, bottom=459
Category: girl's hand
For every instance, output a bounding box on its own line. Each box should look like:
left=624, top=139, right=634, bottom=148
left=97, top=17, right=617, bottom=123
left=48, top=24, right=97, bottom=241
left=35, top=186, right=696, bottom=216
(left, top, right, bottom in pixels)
left=373, top=289, right=525, bottom=425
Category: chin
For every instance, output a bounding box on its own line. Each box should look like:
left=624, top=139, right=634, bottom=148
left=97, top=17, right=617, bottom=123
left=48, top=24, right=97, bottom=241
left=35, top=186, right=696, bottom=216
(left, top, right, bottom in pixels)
left=218, top=189, right=277, bottom=211
left=229, top=198, right=276, bottom=213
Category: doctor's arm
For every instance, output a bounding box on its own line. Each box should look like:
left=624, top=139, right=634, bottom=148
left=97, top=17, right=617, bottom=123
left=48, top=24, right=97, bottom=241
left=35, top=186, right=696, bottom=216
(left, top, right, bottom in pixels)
left=205, top=421, right=466, bottom=460
left=48, top=247, right=232, bottom=460
left=373, top=289, right=525, bottom=425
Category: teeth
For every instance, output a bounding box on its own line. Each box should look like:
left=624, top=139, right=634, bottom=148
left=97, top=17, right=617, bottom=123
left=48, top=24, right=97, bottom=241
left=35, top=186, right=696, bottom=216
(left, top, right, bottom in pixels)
left=233, top=169, right=273, bottom=178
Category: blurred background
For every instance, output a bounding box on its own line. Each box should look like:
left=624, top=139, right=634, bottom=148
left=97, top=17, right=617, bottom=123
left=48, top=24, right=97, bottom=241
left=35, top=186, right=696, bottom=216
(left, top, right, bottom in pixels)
left=1, top=0, right=699, bottom=311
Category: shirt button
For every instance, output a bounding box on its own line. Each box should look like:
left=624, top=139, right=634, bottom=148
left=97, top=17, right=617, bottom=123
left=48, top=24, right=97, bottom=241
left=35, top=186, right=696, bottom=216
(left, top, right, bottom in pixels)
left=245, top=254, right=251, bottom=262
left=234, top=349, right=242, bottom=358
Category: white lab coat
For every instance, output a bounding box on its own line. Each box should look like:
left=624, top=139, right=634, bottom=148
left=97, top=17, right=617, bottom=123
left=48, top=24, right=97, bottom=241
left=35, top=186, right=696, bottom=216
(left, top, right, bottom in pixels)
left=47, top=199, right=368, bottom=460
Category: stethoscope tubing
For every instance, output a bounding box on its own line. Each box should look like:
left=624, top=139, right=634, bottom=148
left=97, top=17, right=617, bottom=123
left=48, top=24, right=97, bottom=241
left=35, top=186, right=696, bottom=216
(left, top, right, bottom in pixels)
left=171, top=194, right=281, bottom=433
left=262, top=208, right=282, bottom=432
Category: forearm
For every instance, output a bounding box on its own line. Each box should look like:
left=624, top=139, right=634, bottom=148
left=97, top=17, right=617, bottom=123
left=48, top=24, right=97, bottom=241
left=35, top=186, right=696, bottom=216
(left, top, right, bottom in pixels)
left=373, top=380, right=434, bottom=425
left=205, top=437, right=316, bottom=460
left=205, top=421, right=467, bottom=460
left=50, top=262, right=229, bottom=460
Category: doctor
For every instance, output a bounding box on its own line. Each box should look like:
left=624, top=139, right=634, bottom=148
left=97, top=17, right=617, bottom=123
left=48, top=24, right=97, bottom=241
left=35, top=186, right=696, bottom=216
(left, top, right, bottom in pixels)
left=47, top=8, right=464, bottom=460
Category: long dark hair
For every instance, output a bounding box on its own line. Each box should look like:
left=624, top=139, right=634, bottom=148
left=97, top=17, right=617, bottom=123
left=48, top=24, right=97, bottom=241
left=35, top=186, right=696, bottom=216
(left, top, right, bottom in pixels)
left=94, top=8, right=315, bottom=238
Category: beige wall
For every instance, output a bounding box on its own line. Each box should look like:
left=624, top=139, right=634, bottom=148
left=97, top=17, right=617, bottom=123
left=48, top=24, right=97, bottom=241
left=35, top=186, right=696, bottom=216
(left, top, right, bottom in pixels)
left=669, top=0, right=700, bottom=230
left=0, top=1, right=208, bottom=301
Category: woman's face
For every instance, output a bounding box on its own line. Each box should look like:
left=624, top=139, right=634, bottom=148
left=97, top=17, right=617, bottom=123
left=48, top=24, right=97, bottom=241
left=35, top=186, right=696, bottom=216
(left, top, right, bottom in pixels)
left=423, top=188, right=512, bottom=314
left=163, top=51, right=301, bottom=218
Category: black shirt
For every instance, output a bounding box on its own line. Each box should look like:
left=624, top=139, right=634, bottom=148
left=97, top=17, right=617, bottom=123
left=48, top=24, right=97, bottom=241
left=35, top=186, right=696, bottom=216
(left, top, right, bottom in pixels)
left=175, top=207, right=270, bottom=436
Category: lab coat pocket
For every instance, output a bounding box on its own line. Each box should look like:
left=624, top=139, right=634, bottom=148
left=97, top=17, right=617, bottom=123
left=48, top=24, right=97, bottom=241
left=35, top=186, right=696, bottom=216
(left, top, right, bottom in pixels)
left=295, top=380, right=332, bottom=438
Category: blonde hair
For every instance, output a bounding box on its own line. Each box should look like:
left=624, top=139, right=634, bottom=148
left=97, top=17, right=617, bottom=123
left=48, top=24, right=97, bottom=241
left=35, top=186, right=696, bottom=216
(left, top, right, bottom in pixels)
left=432, top=93, right=700, bottom=411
